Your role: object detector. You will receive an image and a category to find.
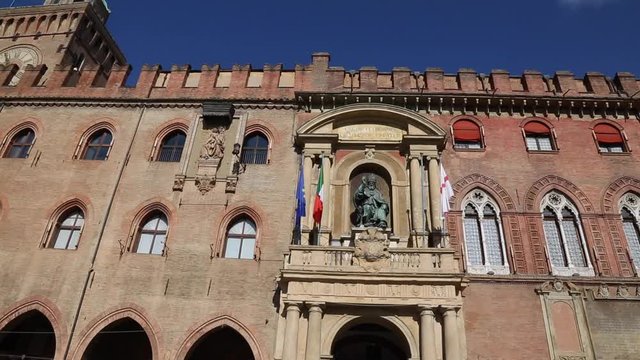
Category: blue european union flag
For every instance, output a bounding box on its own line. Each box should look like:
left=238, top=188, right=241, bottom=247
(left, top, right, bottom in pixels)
left=294, top=160, right=306, bottom=241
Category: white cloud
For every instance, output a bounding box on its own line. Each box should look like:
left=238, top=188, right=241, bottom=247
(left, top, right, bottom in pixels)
left=558, top=0, right=618, bottom=7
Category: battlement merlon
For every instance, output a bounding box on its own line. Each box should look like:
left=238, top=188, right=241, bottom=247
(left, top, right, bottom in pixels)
left=0, top=53, right=638, bottom=106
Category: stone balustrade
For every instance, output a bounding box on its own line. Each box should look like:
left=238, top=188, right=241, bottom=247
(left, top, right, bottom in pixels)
left=284, top=245, right=459, bottom=273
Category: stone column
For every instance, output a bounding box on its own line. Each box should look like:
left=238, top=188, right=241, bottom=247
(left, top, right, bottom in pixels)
left=283, top=302, right=301, bottom=360
left=428, top=157, right=442, bottom=233
left=443, top=307, right=460, bottom=360
left=409, top=156, right=425, bottom=243
left=420, top=307, right=437, bottom=360
left=305, top=302, right=324, bottom=360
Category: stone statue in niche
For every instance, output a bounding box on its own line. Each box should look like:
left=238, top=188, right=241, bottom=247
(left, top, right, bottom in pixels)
left=353, top=174, right=390, bottom=228
left=200, top=126, right=226, bottom=160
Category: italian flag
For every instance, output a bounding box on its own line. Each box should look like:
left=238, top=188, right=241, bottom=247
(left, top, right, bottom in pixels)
left=313, top=161, right=324, bottom=224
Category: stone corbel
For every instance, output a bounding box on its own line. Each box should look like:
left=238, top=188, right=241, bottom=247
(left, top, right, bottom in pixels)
left=172, top=174, right=186, bottom=191
left=195, top=175, right=215, bottom=195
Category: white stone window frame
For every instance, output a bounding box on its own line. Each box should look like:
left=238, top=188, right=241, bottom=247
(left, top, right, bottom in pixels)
left=541, top=191, right=594, bottom=277
left=461, top=189, right=510, bottom=275
left=619, top=192, right=640, bottom=274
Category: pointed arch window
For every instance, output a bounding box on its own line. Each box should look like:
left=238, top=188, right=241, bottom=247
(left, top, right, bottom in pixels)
left=240, top=132, right=268, bottom=164
left=224, top=217, right=256, bottom=259
left=3, top=128, right=35, bottom=158
left=593, top=123, right=626, bottom=153
left=541, top=191, right=594, bottom=276
left=82, top=129, right=113, bottom=160
left=134, top=211, right=168, bottom=255
left=461, top=189, right=509, bottom=274
left=50, top=208, right=84, bottom=250
left=619, top=192, right=640, bottom=273
left=523, top=121, right=555, bottom=151
left=157, top=130, right=186, bottom=162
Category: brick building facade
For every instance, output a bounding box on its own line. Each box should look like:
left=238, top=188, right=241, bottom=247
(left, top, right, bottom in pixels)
left=0, top=1, right=639, bottom=360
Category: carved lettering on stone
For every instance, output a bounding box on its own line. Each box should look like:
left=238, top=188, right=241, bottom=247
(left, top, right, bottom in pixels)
left=337, top=124, right=404, bottom=142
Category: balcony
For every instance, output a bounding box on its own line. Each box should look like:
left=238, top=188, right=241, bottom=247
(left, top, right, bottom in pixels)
left=284, top=245, right=459, bottom=274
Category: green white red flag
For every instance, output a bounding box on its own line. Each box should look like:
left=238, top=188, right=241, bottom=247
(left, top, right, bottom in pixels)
left=313, top=160, right=324, bottom=224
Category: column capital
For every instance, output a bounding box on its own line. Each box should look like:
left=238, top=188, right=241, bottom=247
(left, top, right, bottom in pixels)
left=440, top=305, right=461, bottom=315
left=426, top=155, right=440, bottom=162
left=418, top=306, right=436, bottom=317
left=305, top=302, right=325, bottom=312
left=284, top=301, right=302, bottom=312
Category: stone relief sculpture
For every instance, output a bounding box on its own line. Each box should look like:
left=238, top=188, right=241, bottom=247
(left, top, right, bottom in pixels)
left=354, top=227, right=391, bottom=272
left=353, top=174, right=389, bottom=228
left=200, top=126, right=225, bottom=160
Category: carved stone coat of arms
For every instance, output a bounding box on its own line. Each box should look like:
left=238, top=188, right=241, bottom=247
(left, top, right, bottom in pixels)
left=354, top=227, right=390, bottom=272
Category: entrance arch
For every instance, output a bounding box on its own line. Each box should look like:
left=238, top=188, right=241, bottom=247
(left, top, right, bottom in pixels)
left=0, top=310, right=56, bottom=359
left=80, top=317, right=152, bottom=360
left=329, top=317, right=414, bottom=360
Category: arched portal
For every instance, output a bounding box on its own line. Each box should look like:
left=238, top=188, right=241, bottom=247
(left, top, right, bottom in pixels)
left=0, top=310, right=56, bottom=359
left=81, top=317, right=152, bottom=360
left=184, top=326, right=255, bottom=360
left=332, top=318, right=411, bottom=360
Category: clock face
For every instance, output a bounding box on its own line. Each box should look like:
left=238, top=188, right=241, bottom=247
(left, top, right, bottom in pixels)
left=0, top=46, right=41, bottom=86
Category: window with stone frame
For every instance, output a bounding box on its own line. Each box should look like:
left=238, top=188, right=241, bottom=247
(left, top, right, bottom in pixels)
left=619, top=192, right=640, bottom=273
left=50, top=207, right=84, bottom=250
left=82, top=129, right=113, bottom=160
left=452, top=119, right=483, bottom=149
left=523, top=121, right=555, bottom=151
left=593, top=123, right=626, bottom=153
left=240, top=132, right=269, bottom=164
left=461, top=189, right=510, bottom=275
left=133, top=211, right=168, bottom=256
left=3, top=128, right=35, bottom=158
left=156, top=130, right=186, bottom=162
left=223, top=217, right=257, bottom=260
left=541, top=191, right=594, bottom=276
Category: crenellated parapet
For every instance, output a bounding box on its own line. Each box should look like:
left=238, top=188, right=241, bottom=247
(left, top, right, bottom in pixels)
left=0, top=52, right=639, bottom=106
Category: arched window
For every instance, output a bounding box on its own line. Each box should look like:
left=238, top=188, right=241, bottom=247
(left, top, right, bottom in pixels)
left=50, top=207, right=84, bottom=250
left=240, top=132, right=268, bottom=164
left=82, top=129, right=113, bottom=160
left=156, top=130, right=186, bottom=162
left=619, top=192, right=640, bottom=272
left=3, top=128, right=35, bottom=158
left=134, top=211, right=168, bottom=255
left=461, top=189, right=509, bottom=274
left=593, top=123, right=626, bottom=153
left=541, top=191, right=593, bottom=276
left=523, top=121, right=555, bottom=151
left=224, top=217, right=256, bottom=259
left=452, top=119, right=483, bottom=149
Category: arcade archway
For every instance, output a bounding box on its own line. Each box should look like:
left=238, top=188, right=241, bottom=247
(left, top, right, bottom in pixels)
left=81, top=317, right=152, bottom=360
left=0, top=310, right=56, bottom=359
left=331, top=319, right=411, bottom=360
left=184, top=326, right=255, bottom=360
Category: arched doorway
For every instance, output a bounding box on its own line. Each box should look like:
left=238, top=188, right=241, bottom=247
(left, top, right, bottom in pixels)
left=0, top=310, right=56, bottom=359
left=185, top=326, right=255, bottom=360
left=332, top=320, right=410, bottom=360
left=81, top=317, right=152, bottom=360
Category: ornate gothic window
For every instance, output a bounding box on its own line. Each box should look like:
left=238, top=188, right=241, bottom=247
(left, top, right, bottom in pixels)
left=461, top=189, right=509, bottom=274
left=593, top=123, right=626, bottom=153
left=619, top=192, right=640, bottom=272
left=3, top=128, right=35, bottom=158
left=82, top=129, right=113, bottom=160
left=523, top=121, right=555, bottom=151
left=156, top=130, right=186, bottom=162
left=134, top=211, right=168, bottom=255
left=224, top=217, right=256, bottom=259
left=50, top=208, right=84, bottom=250
left=541, top=191, right=594, bottom=276
left=452, top=119, right=483, bottom=149
left=240, top=132, right=268, bottom=164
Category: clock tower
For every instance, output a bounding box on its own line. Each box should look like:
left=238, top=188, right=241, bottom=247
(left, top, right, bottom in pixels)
left=0, top=0, right=125, bottom=85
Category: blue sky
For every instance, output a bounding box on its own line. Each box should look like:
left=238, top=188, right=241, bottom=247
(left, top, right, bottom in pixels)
left=8, top=0, right=640, bottom=77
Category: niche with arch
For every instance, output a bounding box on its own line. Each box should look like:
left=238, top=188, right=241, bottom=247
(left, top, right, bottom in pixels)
left=349, top=163, right=393, bottom=230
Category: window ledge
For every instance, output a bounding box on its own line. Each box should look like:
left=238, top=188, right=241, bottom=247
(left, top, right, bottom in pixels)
left=551, top=266, right=595, bottom=277
left=453, top=148, right=485, bottom=153
left=526, top=149, right=559, bottom=155
left=467, top=265, right=510, bottom=275
left=599, top=151, right=631, bottom=156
